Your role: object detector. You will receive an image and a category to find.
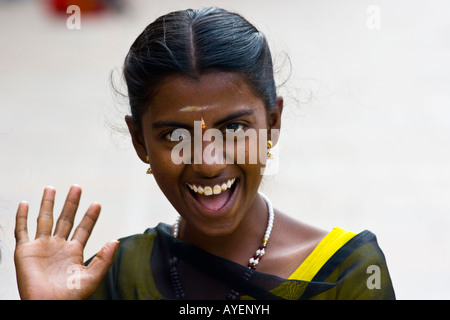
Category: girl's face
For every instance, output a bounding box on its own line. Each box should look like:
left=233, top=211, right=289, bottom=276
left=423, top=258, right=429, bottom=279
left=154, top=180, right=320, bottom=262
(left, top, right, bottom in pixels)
left=126, top=72, right=282, bottom=237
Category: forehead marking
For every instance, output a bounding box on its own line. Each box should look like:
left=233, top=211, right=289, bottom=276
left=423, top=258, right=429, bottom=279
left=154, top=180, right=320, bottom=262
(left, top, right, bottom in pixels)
left=179, top=106, right=210, bottom=112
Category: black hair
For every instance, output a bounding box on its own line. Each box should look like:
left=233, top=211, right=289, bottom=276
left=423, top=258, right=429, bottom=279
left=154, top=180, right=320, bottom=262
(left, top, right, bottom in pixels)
left=123, top=7, right=277, bottom=129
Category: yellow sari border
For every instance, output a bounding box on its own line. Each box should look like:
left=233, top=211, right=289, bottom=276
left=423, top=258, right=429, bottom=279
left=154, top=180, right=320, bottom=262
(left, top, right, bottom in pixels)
left=288, top=227, right=357, bottom=282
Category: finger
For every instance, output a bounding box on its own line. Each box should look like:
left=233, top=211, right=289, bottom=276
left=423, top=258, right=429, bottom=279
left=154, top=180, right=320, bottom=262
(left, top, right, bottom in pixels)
left=15, top=201, right=30, bottom=246
left=71, top=203, right=101, bottom=247
left=53, top=185, right=82, bottom=239
left=86, top=240, right=119, bottom=290
left=35, top=186, right=56, bottom=238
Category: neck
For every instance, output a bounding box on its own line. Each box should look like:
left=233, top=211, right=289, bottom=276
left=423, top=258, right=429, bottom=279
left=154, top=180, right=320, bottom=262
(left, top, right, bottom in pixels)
left=176, top=192, right=270, bottom=265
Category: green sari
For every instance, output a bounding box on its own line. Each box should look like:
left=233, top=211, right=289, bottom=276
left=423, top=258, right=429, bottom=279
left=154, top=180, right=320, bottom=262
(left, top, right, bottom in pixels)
left=87, top=223, right=395, bottom=300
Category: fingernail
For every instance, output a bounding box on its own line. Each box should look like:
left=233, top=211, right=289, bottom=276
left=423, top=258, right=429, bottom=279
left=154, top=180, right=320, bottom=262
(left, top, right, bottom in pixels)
left=109, top=240, right=120, bottom=250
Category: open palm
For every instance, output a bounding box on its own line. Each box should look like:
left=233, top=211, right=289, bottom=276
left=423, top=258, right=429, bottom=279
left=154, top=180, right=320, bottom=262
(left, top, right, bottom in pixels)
left=14, top=185, right=118, bottom=300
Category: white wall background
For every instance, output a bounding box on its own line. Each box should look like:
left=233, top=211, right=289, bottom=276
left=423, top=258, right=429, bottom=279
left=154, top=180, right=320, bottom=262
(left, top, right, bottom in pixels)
left=1, top=0, right=449, bottom=299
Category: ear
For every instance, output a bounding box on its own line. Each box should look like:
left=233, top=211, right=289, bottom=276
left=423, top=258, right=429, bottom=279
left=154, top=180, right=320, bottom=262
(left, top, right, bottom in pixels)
left=267, top=96, right=284, bottom=145
left=125, top=115, right=148, bottom=163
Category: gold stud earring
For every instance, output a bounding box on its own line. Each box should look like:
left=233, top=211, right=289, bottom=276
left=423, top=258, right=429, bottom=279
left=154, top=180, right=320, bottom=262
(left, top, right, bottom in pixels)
left=267, top=140, right=274, bottom=159
left=145, top=155, right=153, bottom=174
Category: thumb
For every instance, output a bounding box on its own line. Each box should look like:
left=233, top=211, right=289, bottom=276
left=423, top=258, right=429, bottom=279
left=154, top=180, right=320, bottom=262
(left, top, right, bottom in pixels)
left=86, top=240, right=119, bottom=284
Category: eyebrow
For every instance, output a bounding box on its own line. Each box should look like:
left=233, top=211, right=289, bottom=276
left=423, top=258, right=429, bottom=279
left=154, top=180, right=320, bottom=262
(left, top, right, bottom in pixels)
left=213, top=110, right=255, bottom=127
left=152, top=121, right=193, bottom=130
left=151, top=109, right=255, bottom=130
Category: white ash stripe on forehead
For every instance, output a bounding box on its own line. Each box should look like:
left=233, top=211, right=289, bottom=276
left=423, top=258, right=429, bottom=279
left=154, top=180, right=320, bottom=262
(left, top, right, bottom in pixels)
left=179, top=106, right=211, bottom=112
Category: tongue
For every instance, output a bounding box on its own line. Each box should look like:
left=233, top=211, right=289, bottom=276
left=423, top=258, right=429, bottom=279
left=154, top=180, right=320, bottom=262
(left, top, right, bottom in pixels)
left=195, top=188, right=232, bottom=212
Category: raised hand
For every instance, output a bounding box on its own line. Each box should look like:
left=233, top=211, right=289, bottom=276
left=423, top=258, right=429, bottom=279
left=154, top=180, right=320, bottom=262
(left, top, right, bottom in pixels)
left=14, top=185, right=118, bottom=300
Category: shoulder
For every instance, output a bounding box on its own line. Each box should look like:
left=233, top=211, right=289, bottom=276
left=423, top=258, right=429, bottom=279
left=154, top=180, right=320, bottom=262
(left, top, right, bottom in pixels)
left=271, top=210, right=329, bottom=254
left=324, top=229, right=386, bottom=269
left=272, top=210, right=329, bottom=246
left=312, top=229, right=389, bottom=281
left=260, top=210, right=329, bottom=278
left=312, top=229, right=396, bottom=299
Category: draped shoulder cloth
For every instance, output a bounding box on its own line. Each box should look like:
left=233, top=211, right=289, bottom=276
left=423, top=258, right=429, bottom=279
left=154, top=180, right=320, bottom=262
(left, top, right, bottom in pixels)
left=88, top=223, right=395, bottom=300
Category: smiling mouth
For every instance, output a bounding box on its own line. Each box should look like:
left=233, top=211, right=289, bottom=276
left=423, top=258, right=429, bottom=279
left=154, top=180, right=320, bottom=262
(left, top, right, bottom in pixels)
left=186, top=178, right=238, bottom=212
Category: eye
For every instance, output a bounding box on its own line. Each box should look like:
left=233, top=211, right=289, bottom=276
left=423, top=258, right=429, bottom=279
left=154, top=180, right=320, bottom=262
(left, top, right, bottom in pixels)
left=224, top=123, right=246, bottom=134
left=164, top=128, right=191, bottom=142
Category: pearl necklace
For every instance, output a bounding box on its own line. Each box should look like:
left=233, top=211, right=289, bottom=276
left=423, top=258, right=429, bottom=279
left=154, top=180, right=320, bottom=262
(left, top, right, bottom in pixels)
left=172, top=191, right=274, bottom=270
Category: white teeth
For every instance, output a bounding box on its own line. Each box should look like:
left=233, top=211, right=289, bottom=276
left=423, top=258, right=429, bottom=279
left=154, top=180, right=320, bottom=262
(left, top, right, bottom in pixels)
left=204, top=186, right=213, bottom=196
left=187, top=178, right=236, bottom=196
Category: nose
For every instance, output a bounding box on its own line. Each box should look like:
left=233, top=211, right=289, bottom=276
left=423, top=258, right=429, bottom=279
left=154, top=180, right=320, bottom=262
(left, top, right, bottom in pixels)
left=191, top=129, right=227, bottom=178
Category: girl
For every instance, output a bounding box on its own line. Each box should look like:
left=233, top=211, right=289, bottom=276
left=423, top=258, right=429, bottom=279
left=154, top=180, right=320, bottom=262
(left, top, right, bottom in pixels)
left=14, top=7, right=395, bottom=300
